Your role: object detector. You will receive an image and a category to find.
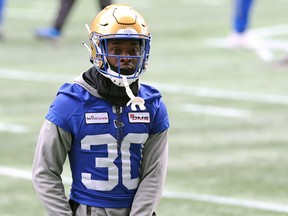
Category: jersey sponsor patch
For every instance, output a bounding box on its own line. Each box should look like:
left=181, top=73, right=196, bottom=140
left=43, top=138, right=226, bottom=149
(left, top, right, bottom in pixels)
left=128, top=112, right=150, bottom=123
left=85, top=112, right=109, bottom=124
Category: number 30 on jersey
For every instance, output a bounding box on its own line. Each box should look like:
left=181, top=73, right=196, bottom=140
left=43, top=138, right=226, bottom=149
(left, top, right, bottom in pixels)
left=81, top=133, right=148, bottom=191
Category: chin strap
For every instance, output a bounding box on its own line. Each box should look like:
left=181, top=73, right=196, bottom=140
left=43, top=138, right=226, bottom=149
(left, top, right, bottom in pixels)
left=122, top=76, right=146, bottom=111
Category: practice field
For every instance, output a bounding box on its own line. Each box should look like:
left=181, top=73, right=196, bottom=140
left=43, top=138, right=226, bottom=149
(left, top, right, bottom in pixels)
left=1, top=0, right=288, bottom=215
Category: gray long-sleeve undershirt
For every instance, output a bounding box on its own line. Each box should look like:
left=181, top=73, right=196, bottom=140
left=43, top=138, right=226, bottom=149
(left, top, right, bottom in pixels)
left=32, top=120, right=168, bottom=216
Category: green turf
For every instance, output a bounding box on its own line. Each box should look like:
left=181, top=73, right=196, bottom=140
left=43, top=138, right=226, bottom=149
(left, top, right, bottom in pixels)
left=1, top=0, right=288, bottom=215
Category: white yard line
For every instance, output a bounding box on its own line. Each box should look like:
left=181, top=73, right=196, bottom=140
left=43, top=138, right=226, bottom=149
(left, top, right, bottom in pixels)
left=1, top=69, right=288, bottom=105
left=252, top=24, right=288, bottom=37
left=182, top=0, right=224, bottom=6
left=0, top=166, right=32, bottom=181
left=7, top=8, right=54, bottom=21
left=163, top=191, right=288, bottom=213
left=206, top=23, right=288, bottom=61
left=7, top=1, right=56, bottom=21
left=182, top=104, right=251, bottom=118
left=1, top=166, right=288, bottom=213
left=0, top=69, right=73, bottom=83
left=206, top=38, right=288, bottom=51
left=150, top=82, right=288, bottom=105
left=0, top=122, right=29, bottom=133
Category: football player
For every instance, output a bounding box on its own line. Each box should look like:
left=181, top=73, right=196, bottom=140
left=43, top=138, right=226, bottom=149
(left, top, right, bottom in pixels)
left=0, top=0, right=5, bottom=38
left=228, top=0, right=256, bottom=47
left=32, top=4, right=169, bottom=216
left=35, top=0, right=112, bottom=40
left=233, top=0, right=254, bottom=34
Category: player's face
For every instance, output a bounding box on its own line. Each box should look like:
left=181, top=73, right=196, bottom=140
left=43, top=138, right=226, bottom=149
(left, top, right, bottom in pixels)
left=106, top=39, right=141, bottom=75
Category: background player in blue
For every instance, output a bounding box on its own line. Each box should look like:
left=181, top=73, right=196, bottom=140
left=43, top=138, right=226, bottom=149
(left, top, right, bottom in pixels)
left=35, top=0, right=112, bottom=40
left=0, top=0, right=5, bottom=39
left=228, top=0, right=256, bottom=47
left=32, top=4, right=169, bottom=216
left=228, top=0, right=273, bottom=61
left=233, top=0, right=254, bottom=34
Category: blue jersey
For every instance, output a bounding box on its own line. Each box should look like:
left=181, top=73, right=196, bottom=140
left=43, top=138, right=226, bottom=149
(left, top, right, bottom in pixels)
left=45, top=82, right=169, bottom=208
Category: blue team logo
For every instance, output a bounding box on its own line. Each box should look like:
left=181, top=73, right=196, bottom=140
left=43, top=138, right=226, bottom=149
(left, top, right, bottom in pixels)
left=114, top=120, right=124, bottom=128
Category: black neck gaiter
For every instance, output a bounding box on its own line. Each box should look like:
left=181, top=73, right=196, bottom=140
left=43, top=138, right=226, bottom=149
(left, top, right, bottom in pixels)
left=83, top=67, right=139, bottom=106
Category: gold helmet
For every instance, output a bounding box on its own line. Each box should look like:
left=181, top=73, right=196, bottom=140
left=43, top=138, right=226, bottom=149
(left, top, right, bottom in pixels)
left=88, top=4, right=151, bottom=87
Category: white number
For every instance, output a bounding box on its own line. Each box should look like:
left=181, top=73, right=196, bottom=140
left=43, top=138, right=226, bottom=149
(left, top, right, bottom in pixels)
left=81, top=134, right=118, bottom=191
left=81, top=133, right=148, bottom=191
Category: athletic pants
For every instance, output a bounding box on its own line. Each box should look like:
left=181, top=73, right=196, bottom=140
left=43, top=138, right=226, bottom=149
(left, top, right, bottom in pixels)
left=233, top=0, right=254, bottom=33
left=0, top=0, right=5, bottom=25
left=54, top=0, right=112, bottom=31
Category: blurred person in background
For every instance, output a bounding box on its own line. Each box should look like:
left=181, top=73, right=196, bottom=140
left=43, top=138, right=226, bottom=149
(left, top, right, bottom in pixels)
left=0, top=0, right=5, bottom=39
left=32, top=4, right=169, bottom=216
left=35, top=0, right=112, bottom=40
left=227, top=0, right=273, bottom=61
left=228, top=0, right=256, bottom=48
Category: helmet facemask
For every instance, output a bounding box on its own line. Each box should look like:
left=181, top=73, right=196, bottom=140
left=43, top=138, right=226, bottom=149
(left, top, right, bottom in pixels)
left=90, top=32, right=151, bottom=87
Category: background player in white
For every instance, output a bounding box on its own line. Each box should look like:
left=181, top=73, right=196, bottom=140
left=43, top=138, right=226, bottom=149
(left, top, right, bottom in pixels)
left=32, top=4, right=169, bottom=216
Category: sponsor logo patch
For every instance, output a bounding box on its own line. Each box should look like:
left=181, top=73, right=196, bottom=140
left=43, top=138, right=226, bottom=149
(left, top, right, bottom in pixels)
left=128, top=112, right=150, bottom=123
left=85, top=113, right=109, bottom=124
